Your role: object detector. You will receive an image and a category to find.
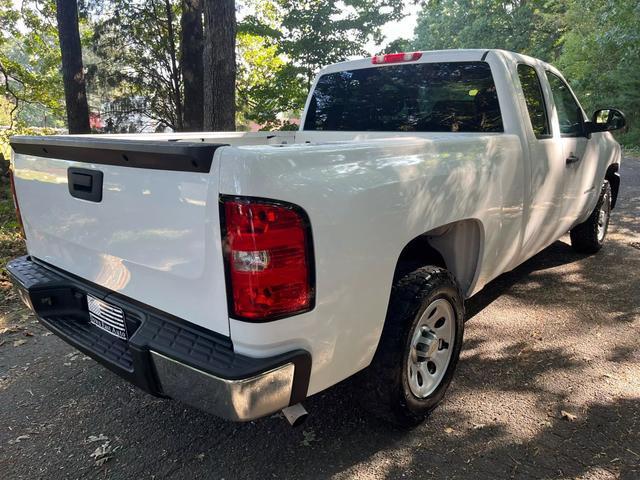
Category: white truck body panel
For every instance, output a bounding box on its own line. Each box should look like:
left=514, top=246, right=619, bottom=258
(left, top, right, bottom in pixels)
left=9, top=49, right=622, bottom=398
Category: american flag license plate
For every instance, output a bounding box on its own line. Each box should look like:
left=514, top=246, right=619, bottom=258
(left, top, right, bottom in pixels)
left=87, top=294, right=127, bottom=340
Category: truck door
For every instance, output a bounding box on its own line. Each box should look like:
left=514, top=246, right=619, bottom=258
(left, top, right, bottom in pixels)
left=546, top=72, right=599, bottom=230
left=516, top=64, right=567, bottom=260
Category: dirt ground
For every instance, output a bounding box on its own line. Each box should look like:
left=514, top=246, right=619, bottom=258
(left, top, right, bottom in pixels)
left=1, top=157, right=639, bottom=480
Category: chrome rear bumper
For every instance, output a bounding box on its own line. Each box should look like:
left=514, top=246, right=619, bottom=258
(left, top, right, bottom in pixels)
left=151, top=352, right=296, bottom=421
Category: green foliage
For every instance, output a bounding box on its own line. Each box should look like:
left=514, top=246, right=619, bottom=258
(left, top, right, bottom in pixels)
left=0, top=96, right=13, bottom=125
left=0, top=0, right=637, bottom=142
left=413, top=0, right=640, bottom=146
left=236, top=30, right=306, bottom=128
left=88, top=0, right=184, bottom=131
left=384, top=37, right=413, bottom=55
left=0, top=126, right=57, bottom=162
left=413, top=0, right=567, bottom=60
left=0, top=0, right=65, bottom=127
left=274, top=0, right=405, bottom=87
left=236, top=1, right=305, bottom=129
left=0, top=178, right=26, bottom=274
left=557, top=0, right=640, bottom=146
left=237, top=0, right=406, bottom=129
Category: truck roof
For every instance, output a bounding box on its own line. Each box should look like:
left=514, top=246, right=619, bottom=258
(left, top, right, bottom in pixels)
left=317, top=49, right=557, bottom=77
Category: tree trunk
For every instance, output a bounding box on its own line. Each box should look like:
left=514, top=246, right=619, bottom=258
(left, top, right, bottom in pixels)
left=0, top=152, right=7, bottom=182
left=181, top=0, right=204, bottom=131
left=164, top=0, right=184, bottom=131
left=55, top=0, right=90, bottom=134
left=203, top=0, right=236, bottom=131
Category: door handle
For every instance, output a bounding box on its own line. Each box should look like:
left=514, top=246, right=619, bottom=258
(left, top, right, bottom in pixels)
left=566, top=154, right=580, bottom=165
left=68, top=167, right=103, bottom=202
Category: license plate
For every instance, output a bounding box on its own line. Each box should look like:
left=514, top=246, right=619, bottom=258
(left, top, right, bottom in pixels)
left=87, top=295, right=128, bottom=340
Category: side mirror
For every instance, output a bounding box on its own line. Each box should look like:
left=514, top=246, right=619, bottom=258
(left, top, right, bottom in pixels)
left=586, top=108, right=627, bottom=134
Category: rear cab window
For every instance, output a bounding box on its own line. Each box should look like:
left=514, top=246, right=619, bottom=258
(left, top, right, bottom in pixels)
left=304, top=62, right=503, bottom=133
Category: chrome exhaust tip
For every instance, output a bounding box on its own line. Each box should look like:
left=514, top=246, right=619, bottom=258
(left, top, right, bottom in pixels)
left=282, top=403, right=308, bottom=427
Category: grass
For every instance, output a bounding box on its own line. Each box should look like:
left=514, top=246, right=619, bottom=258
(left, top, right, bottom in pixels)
left=623, top=145, right=640, bottom=159
left=0, top=179, right=25, bottom=261
left=0, top=178, right=26, bottom=309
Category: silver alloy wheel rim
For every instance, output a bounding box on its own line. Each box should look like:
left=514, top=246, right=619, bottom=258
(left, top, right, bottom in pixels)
left=407, top=298, right=455, bottom=398
left=597, top=192, right=610, bottom=242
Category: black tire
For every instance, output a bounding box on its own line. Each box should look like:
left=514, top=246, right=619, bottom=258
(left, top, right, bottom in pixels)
left=570, top=180, right=612, bottom=254
left=358, top=266, right=465, bottom=427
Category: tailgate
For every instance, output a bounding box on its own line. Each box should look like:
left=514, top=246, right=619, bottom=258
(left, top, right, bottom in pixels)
left=10, top=136, right=231, bottom=336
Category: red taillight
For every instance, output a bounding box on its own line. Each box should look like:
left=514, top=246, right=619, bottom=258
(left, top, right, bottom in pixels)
left=221, top=197, right=314, bottom=321
left=371, top=52, right=422, bottom=64
left=8, top=167, right=26, bottom=239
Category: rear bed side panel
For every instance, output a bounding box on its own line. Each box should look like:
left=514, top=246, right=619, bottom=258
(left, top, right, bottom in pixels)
left=11, top=147, right=230, bottom=336
left=218, top=135, right=524, bottom=395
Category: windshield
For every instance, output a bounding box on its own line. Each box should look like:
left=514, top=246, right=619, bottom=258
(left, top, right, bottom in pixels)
left=303, top=61, right=503, bottom=133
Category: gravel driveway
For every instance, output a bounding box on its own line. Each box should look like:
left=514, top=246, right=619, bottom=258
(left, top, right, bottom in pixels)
left=1, top=157, right=639, bottom=480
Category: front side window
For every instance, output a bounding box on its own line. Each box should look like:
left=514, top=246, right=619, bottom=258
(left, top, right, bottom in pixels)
left=517, top=64, right=549, bottom=138
left=547, top=72, right=584, bottom=136
left=304, top=62, right=503, bottom=133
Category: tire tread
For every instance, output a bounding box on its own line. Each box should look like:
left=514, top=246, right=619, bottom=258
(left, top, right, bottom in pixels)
left=570, top=181, right=611, bottom=254
left=358, top=266, right=464, bottom=427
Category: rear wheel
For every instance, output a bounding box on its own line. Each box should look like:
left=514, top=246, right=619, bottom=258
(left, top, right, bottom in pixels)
left=570, top=181, right=611, bottom=254
left=358, top=266, right=464, bottom=427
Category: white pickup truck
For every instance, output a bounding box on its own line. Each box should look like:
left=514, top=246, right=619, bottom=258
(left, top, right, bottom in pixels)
left=7, top=49, right=626, bottom=426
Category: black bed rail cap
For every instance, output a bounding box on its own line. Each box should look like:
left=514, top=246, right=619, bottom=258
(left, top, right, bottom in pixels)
left=9, top=135, right=228, bottom=173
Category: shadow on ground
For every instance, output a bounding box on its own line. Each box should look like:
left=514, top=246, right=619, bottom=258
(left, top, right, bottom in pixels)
left=1, top=230, right=637, bottom=479
left=1, top=158, right=639, bottom=479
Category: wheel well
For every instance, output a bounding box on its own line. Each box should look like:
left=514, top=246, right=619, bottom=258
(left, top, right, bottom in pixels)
left=605, top=163, right=620, bottom=209
left=393, top=219, right=483, bottom=296
left=393, top=235, right=446, bottom=283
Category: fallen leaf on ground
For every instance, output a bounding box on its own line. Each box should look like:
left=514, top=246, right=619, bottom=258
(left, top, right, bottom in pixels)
left=87, top=434, right=109, bottom=443
left=91, top=442, right=112, bottom=457
left=13, top=339, right=27, bottom=347
left=94, top=456, right=111, bottom=467
left=561, top=410, right=577, bottom=421
left=8, top=435, right=30, bottom=444
left=1, top=327, right=22, bottom=335
left=300, top=429, right=318, bottom=447
left=626, top=448, right=640, bottom=458
left=90, top=441, right=113, bottom=466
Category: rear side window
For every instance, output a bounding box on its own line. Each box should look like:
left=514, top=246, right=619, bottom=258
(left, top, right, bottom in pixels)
left=517, top=64, right=549, bottom=137
left=547, top=72, right=584, bottom=136
left=304, top=62, right=503, bottom=133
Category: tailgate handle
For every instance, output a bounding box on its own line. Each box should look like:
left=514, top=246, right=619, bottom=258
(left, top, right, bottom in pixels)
left=68, top=168, right=103, bottom=202
left=565, top=154, right=580, bottom=165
